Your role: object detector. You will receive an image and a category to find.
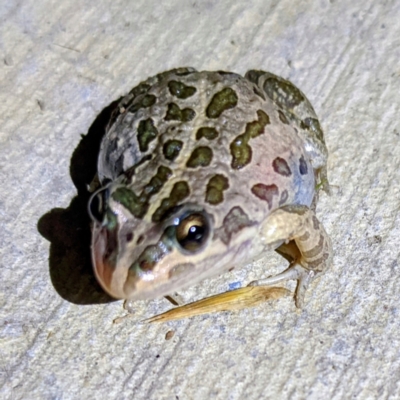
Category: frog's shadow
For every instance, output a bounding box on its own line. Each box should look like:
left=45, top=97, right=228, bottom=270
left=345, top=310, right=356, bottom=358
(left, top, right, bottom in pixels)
left=37, top=99, right=122, bottom=304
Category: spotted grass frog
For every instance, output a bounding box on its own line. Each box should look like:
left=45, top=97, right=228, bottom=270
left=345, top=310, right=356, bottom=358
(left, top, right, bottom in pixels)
left=89, top=68, right=332, bottom=309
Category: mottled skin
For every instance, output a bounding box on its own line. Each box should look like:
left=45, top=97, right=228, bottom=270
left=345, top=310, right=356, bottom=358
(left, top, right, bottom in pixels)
left=89, top=68, right=332, bottom=307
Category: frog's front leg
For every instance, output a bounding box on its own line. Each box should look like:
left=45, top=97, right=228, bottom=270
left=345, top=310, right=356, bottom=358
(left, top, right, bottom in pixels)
left=249, top=205, right=332, bottom=308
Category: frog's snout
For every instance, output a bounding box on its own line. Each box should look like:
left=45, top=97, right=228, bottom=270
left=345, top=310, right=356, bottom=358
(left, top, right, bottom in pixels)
left=90, top=218, right=128, bottom=299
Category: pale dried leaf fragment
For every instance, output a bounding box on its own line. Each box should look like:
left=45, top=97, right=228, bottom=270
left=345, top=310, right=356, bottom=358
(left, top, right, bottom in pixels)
left=145, top=286, right=289, bottom=323
left=113, top=313, right=135, bottom=324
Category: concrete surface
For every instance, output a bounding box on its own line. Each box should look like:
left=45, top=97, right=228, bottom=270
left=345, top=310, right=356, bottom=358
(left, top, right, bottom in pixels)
left=1, top=1, right=400, bottom=399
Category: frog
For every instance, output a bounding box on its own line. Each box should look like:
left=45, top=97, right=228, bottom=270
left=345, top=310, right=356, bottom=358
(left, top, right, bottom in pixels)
left=88, top=67, right=332, bottom=309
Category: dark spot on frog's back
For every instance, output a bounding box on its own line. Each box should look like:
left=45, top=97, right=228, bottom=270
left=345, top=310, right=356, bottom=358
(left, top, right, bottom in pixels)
left=206, top=87, right=238, bottom=119
left=230, top=109, right=270, bottom=169
left=137, top=118, right=158, bottom=152
left=129, top=94, right=156, bottom=113
left=263, top=77, right=305, bottom=110
left=120, top=84, right=152, bottom=111
left=112, top=187, right=146, bottom=219
left=112, top=166, right=172, bottom=219
left=217, top=70, right=235, bottom=76
left=196, top=127, right=219, bottom=141
left=128, top=83, right=151, bottom=97
left=301, top=117, right=324, bottom=141
left=214, top=206, right=256, bottom=245
left=299, top=155, right=308, bottom=175
left=205, top=174, right=229, bottom=205
left=186, top=146, right=213, bottom=168
left=152, top=181, right=190, bottom=222
left=244, top=70, right=266, bottom=85
left=272, top=157, right=292, bottom=177
left=168, top=80, right=197, bottom=99
left=165, top=103, right=196, bottom=122
left=163, top=139, right=183, bottom=161
left=251, top=183, right=279, bottom=210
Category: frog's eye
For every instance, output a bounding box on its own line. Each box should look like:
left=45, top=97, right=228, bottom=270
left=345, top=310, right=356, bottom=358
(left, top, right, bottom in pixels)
left=175, top=213, right=210, bottom=252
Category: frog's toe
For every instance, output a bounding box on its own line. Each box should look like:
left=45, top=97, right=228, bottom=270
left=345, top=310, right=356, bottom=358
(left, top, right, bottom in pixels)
left=291, top=264, right=315, bottom=308
left=248, top=264, right=301, bottom=287
left=248, top=263, right=315, bottom=308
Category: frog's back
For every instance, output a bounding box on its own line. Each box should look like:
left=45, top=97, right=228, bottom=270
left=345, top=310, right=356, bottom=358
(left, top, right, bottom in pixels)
left=99, top=68, right=315, bottom=231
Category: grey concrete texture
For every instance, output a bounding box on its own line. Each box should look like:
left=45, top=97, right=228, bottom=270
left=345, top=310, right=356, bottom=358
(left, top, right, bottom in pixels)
left=1, top=1, right=400, bottom=399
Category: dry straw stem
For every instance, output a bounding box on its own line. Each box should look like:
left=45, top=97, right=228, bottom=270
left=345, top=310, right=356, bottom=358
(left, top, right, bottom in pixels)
left=145, top=286, right=290, bottom=323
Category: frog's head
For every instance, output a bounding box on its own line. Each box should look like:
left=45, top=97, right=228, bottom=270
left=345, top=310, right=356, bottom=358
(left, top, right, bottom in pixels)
left=89, top=182, right=258, bottom=300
